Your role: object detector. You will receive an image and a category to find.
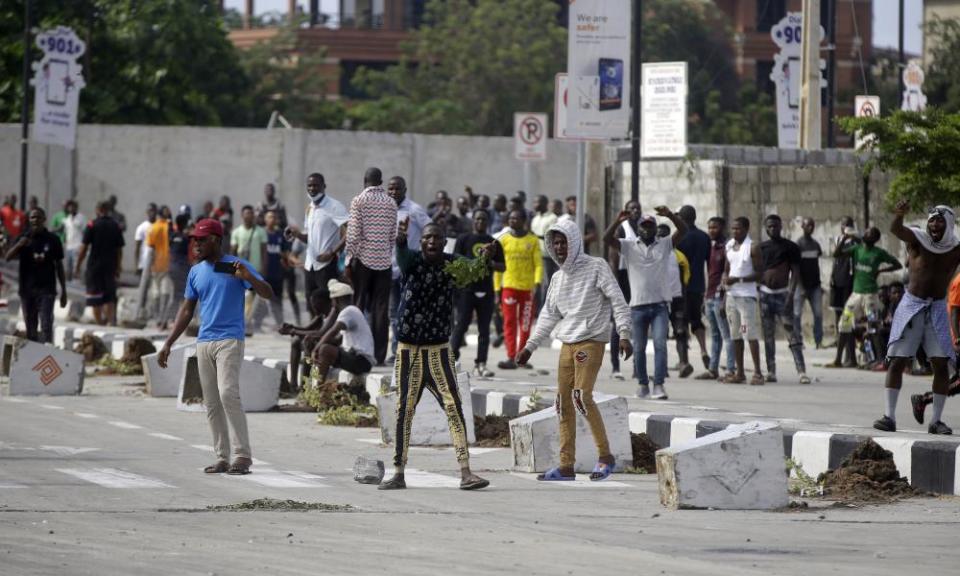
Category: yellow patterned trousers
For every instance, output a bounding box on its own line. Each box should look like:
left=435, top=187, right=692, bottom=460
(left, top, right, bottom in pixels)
left=393, top=342, right=470, bottom=468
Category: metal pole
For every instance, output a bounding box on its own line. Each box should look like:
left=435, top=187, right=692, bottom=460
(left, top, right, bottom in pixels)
left=826, top=0, right=836, bottom=148
left=630, top=0, right=641, bottom=207
left=898, top=0, right=905, bottom=108
left=19, top=0, right=31, bottom=212
left=523, top=161, right=531, bottom=201
left=575, top=142, right=585, bottom=232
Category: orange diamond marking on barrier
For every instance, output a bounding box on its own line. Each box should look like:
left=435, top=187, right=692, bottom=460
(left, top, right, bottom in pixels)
left=32, top=355, right=63, bottom=386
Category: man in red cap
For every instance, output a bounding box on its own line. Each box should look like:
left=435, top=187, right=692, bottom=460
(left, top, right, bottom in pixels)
left=158, top=218, right=274, bottom=475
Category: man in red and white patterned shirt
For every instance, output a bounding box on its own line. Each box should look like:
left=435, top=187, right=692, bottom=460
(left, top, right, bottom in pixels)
left=346, top=167, right=398, bottom=365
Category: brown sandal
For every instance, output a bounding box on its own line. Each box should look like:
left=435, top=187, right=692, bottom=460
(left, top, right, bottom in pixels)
left=204, top=460, right=229, bottom=474
left=723, top=373, right=746, bottom=384
left=750, top=373, right=765, bottom=386
left=227, top=457, right=252, bottom=475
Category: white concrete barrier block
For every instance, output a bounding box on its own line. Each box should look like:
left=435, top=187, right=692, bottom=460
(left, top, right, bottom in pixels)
left=377, top=371, right=475, bottom=445
left=509, top=394, right=631, bottom=473
left=365, top=373, right=392, bottom=406
left=177, top=348, right=281, bottom=412
left=656, top=421, right=788, bottom=510
left=142, top=345, right=193, bottom=398
left=6, top=337, right=84, bottom=396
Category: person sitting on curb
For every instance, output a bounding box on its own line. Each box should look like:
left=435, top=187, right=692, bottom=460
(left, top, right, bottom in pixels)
left=309, top=279, right=376, bottom=384
left=379, top=220, right=490, bottom=491
left=517, top=219, right=632, bottom=482
left=278, top=289, right=333, bottom=391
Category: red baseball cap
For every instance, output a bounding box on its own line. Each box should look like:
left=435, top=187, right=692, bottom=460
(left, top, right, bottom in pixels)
left=189, top=218, right=224, bottom=238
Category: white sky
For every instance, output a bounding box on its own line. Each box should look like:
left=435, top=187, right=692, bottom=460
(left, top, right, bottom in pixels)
left=225, top=0, right=926, bottom=53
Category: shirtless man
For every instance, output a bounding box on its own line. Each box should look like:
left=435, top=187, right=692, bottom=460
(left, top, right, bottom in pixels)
left=874, top=201, right=960, bottom=435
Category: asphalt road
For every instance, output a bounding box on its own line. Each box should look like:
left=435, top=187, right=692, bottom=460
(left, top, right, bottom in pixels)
left=1, top=375, right=958, bottom=576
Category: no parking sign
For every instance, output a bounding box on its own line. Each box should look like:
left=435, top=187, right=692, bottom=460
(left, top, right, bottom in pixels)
left=514, top=113, right=548, bottom=161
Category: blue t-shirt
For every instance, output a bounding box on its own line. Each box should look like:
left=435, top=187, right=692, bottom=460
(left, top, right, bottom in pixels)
left=185, top=255, right=264, bottom=342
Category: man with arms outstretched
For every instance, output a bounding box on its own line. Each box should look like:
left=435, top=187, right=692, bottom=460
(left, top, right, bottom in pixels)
left=874, top=201, right=960, bottom=435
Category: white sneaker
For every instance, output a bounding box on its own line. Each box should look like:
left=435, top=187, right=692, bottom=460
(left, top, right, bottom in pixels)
left=637, top=385, right=650, bottom=398
left=650, top=385, right=669, bottom=400
left=611, top=370, right=625, bottom=381
left=473, top=363, right=494, bottom=378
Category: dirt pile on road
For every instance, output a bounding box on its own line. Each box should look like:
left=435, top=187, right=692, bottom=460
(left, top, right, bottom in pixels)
left=474, top=415, right=511, bottom=447
left=631, top=433, right=660, bottom=473
left=819, top=439, right=918, bottom=502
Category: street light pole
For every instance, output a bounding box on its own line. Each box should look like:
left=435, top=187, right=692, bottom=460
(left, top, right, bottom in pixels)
left=898, top=0, right=905, bottom=108
left=20, top=0, right=32, bottom=212
left=630, top=0, right=641, bottom=206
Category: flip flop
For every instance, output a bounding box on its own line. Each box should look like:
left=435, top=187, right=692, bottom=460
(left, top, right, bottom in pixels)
left=723, top=373, right=746, bottom=384
left=226, top=458, right=252, bottom=475
left=589, top=461, right=615, bottom=482
left=204, top=461, right=229, bottom=474
left=536, top=467, right=576, bottom=481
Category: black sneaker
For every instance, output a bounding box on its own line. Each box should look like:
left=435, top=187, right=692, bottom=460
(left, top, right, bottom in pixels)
left=910, top=394, right=927, bottom=424
left=679, top=363, right=694, bottom=378
left=872, top=415, right=896, bottom=432
left=497, top=359, right=517, bottom=370
left=492, top=335, right=504, bottom=348
left=928, top=421, right=953, bottom=435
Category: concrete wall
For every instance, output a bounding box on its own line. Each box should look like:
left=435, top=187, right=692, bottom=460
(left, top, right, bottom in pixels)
left=0, top=124, right=581, bottom=254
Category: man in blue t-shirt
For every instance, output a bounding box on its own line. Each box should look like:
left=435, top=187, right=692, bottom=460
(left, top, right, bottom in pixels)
left=158, top=218, right=273, bottom=476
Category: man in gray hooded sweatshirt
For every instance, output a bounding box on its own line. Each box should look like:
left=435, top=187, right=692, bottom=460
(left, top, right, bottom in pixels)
left=517, top=219, right=633, bottom=481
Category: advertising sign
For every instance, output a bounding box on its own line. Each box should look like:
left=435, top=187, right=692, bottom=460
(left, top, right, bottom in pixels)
left=901, top=60, right=927, bottom=112
left=565, top=0, right=631, bottom=139
left=769, top=13, right=826, bottom=149
left=31, top=26, right=86, bottom=149
left=641, top=62, right=687, bottom=158
left=514, top=113, right=548, bottom=161
left=854, top=95, right=880, bottom=149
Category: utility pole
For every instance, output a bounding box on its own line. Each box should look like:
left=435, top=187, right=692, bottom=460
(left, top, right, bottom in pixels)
left=19, top=0, right=31, bottom=212
left=826, top=0, right=836, bottom=148
left=898, top=0, right=905, bottom=108
left=798, top=0, right=822, bottom=150
left=630, top=0, right=641, bottom=205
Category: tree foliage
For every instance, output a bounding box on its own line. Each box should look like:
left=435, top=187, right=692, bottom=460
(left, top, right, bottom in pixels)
left=924, top=16, right=960, bottom=114
left=0, top=0, right=251, bottom=126
left=239, top=26, right=345, bottom=129
left=839, top=109, right=960, bottom=210
left=349, top=0, right=566, bottom=136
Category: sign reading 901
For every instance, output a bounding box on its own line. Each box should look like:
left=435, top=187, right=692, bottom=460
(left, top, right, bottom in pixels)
left=36, top=27, right=86, bottom=59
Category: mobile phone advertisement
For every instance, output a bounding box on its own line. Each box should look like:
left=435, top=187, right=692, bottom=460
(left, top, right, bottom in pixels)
left=566, top=0, right=631, bottom=140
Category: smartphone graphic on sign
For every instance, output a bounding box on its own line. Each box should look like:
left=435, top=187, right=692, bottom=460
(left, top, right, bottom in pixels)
left=45, top=59, right=69, bottom=105
left=598, top=58, right=623, bottom=111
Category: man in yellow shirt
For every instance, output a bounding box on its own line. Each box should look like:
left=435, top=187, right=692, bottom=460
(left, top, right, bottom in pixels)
left=497, top=210, right=542, bottom=369
left=146, top=207, right=173, bottom=329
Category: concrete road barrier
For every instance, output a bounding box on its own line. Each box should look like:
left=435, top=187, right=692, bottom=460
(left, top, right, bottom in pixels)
left=656, top=421, right=789, bottom=510
left=376, top=371, right=476, bottom=446
left=4, top=336, right=84, bottom=396
left=365, top=373, right=392, bottom=406
left=142, top=345, right=193, bottom=398
left=177, top=348, right=282, bottom=412
left=509, top=394, right=631, bottom=473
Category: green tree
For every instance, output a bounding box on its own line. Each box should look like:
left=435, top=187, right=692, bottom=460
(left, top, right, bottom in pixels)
left=238, top=26, right=345, bottom=129
left=0, top=0, right=251, bottom=126
left=839, top=109, right=960, bottom=210
left=924, top=16, right=960, bottom=113
left=349, top=0, right=566, bottom=136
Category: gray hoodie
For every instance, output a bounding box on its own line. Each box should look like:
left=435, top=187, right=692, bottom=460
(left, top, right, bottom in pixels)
left=524, top=219, right=631, bottom=351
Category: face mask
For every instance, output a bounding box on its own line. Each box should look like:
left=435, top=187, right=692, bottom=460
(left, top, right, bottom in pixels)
left=308, top=191, right=324, bottom=205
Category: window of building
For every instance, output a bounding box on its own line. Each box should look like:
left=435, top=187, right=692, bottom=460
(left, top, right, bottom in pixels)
left=756, top=0, right=786, bottom=32
left=340, top=0, right=385, bottom=29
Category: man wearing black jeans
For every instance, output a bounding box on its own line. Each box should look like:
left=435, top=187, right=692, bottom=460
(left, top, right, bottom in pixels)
left=5, top=208, right=67, bottom=343
left=346, top=167, right=398, bottom=365
left=450, top=210, right=505, bottom=377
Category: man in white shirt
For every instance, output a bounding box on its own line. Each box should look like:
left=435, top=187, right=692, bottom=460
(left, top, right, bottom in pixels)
left=286, top=173, right=349, bottom=317
left=310, top=279, right=376, bottom=382
left=386, top=175, right=432, bottom=361
left=62, top=200, right=86, bottom=281
left=604, top=206, right=686, bottom=400
left=723, top=216, right=765, bottom=386
left=135, top=203, right=157, bottom=321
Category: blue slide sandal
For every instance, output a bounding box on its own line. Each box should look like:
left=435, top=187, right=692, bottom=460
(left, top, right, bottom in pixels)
left=589, top=461, right=614, bottom=482
left=536, top=467, right=576, bottom=481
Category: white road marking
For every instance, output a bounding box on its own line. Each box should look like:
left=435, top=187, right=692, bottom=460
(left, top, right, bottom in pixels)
left=0, top=481, right=28, bottom=489
left=384, top=467, right=461, bottom=488
left=39, top=446, right=99, bottom=456
left=355, top=438, right=382, bottom=445
left=58, top=468, right=174, bottom=488
left=148, top=432, right=183, bottom=441
left=509, top=472, right=632, bottom=488
left=39, top=404, right=65, bottom=410
left=3, top=397, right=29, bottom=403
left=189, top=445, right=270, bottom=466
left=108, top=421, right=143, bottom=430
left=229, top=469, right=328, bottom=488
left=409, top=446, right=506, bottom=455
left=74, top=412, right=99, bottom=419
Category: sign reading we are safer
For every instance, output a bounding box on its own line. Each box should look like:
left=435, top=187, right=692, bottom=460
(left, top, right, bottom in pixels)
left=565, top=0, right=631, bottom=140
left=31, top=26, right=86, bottom=149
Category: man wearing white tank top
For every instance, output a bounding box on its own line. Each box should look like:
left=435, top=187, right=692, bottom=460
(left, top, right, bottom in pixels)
left=723, top=217, right=765, bottom=385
